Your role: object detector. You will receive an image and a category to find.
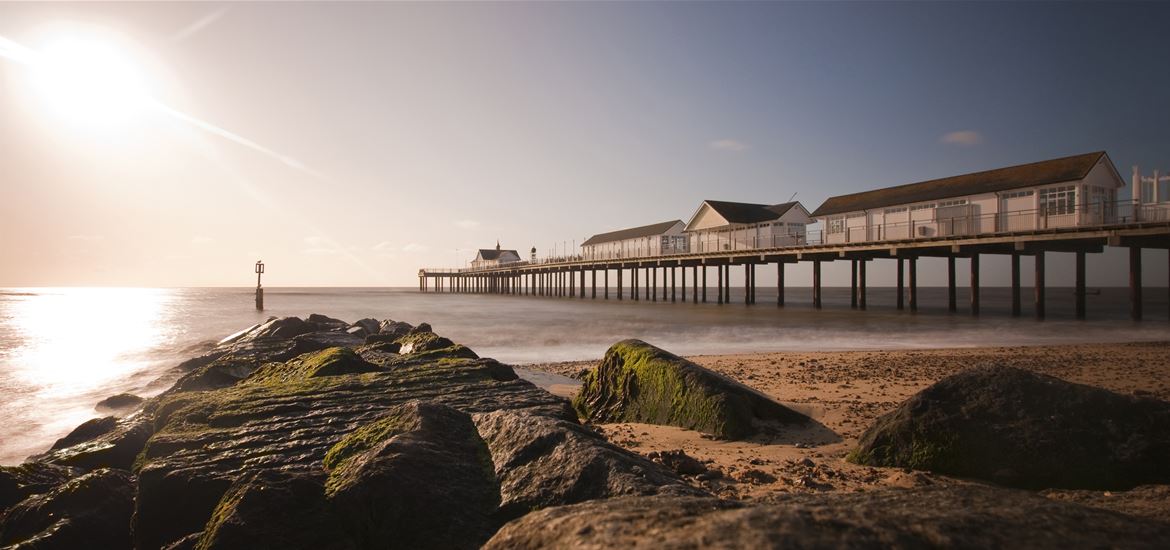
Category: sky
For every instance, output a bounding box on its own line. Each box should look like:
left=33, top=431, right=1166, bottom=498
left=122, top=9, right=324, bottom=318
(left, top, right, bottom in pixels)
left=0, top=1, right=1167, bottom=288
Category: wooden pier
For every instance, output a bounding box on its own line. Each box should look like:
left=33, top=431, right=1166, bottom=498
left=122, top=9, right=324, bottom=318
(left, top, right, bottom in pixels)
left=420, top=222, right=1170, bottom=321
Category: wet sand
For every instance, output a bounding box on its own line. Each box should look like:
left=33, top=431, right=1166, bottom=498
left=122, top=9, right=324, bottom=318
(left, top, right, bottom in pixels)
left=522, top=341, right=1170, bottom=518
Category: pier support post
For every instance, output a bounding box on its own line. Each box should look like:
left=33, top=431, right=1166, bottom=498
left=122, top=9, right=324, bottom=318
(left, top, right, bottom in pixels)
left=717, top=264, right=724, bottom=304
left=580, top=269, right=586, bottom=299
left=652, top=267, right=658, bottom=302
left=1010, top=253, right=1020, bottom=316
left=970, top=254, right=980, bottom=316
left=617, top=268, right=622, bottom=300
left=702, top=266, right=707, bottom=303
left=813, top=260, right=822, bottom=309
left=908, top=257, right=918, bottom=312
left=1075, top=251, right=1086, bottom=319
left=777, top=261, right=785, bottom=307
left=692, top=266, right=698, bottom=303
left=1130, top=247, right=1142, bottom=321
left=744, top=263, right=751, bottom=305
left=1035, top=251, right=1046, bottom=320
left=896, top=259, right=904, bottom=310
left=850, top=260, right=858, bottom=309
left=859, top=260, right=867, bottom=310
left=724, top=264, right=730, bottom=304
left=592, top=269, right=596, bottom=299
left=947, top=257, right=956, bottom=312
left=681, top=266, right=686, bottom=302
left=671, top=267, right=677, bottom=302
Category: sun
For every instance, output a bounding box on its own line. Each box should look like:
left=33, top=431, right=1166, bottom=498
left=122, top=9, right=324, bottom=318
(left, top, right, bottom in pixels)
left=28, top=35, right=155, bottom=131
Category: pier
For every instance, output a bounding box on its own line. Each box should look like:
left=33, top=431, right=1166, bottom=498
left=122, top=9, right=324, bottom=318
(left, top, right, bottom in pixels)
left=420, top=217, right=1170, bottom=321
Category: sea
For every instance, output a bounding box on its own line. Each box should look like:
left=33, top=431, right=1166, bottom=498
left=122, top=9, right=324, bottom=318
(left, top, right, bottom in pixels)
left=1, top=285, right=1167, bottom=465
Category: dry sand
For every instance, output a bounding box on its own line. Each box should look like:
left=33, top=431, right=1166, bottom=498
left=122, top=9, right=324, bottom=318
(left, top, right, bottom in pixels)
left=522, top=341, right=1170, bottom=520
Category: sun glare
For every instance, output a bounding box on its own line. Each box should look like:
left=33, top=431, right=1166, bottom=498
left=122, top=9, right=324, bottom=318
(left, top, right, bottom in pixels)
left=28, top=36, right=155, bottom=130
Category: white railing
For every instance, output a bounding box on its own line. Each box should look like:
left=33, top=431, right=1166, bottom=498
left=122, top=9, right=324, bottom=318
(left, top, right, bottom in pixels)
left=422, top=200, right=1169, bottom=273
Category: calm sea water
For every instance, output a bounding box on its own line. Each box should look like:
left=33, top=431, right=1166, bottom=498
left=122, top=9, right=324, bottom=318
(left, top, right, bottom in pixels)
left=1, top=285, right=1167, bottom=465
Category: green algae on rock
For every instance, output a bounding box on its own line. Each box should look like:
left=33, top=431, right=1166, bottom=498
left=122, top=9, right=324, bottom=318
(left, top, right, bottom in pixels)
left=572, top=339, right=808, bottom=439
left=245, top=347, right=381, bottom=384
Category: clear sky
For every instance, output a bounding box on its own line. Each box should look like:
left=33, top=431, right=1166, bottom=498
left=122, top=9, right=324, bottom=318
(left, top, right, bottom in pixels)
left=1, top=2, right=1167, bottom=287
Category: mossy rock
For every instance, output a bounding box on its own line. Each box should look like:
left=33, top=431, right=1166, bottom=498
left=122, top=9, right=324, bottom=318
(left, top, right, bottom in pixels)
left=0, top=468, right=134, bottom=549
left=394, top=331, right=457, bottom=354
left=244, top=347, right=380, bottom=384
left=849, top=365, right=1170, bottom=490
left=573, top=339, right=808, bottom=439
left=195, top=471, right=348, bottom=550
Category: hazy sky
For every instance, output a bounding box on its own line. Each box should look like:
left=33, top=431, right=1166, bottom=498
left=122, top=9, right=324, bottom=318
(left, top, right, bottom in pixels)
left=1, top=2, right=1167, bottom=287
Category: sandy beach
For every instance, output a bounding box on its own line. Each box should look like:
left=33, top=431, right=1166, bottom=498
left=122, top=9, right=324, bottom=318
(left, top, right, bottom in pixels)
left=524, top=341, right=1170, bottom=520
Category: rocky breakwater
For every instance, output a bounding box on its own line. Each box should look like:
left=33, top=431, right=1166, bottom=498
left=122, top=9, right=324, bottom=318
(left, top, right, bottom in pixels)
left=0, top=316, right=697, bottom=549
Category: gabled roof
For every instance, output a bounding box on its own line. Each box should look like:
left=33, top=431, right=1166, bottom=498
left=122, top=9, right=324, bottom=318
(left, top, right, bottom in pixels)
left=475, top=249, right=519, bottom=261
left=684, top=200, right=804, bottom=231
left=581, top=220, right=682, bottom=247
left=811, top=151, right=1110, bottom=217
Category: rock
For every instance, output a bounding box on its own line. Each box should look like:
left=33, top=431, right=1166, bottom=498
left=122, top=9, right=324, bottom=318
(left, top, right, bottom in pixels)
left=0, top=463, right=80, bottom=513
left=573, top=339, right=808, bottom=439
left=239, top=316, right=314, bottom=341
left=292, top=330, right=365, bottom=352
left=353, top=318, right=380, bottom=334
left=95, top=393, right=145, bottom=414
left=36, top=415, right=154, bottom=472
left=344, top=325, right=368, bottom=338
left=473, top=410, right=703, bottom=521
left=849, top=365, right=1170, bottom=490
left=1043, top=485, right=1170, bottom=524
left=395, top=331, right=456, bottom=354
left=377, top=320, right=413, bottom=340
left=307, top=313, right=348, bottom=332
left=131, top=348, right=570, bottom=548
left=646, top=450, right=707, bottom=476
left=412, top=322, right=433, bottom=334
left=196, top=471, right=348, bottom=550
left=245, top=347, right=381, bottom=383
left=50, top=417, right=118, bottom=450
left=169, top=357, right=261, bottom=393
left=483, top=485, right=1170, bottom=549
left=361, top=334, right=401, bottom=350
left=325, top=402, right=499, bottom=549
left=0, top=468, right=134, bottom=549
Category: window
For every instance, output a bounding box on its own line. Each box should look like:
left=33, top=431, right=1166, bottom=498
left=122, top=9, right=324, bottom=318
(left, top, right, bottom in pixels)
left=884, top=207, right=907, bottom=214
left=827, top=217, right=845, bottom=234
left=910, top=203, right=936, bottom=212
left=937, top=199, right=967, bottom=207
left=846, top=212, right=866, bottom=219
left=1039, top=186, right=1075, bottom=215
left=1002, top=190, right=1033, bottom=199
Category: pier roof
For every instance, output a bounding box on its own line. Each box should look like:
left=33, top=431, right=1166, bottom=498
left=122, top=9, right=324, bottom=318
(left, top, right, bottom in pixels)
left=703, top=200, right=799, bottom=224
left=811, top=151, right=1109, bottom=217
left=581, top=220, right=683, bottom=246
left=476, top=249, right=519, bottom=260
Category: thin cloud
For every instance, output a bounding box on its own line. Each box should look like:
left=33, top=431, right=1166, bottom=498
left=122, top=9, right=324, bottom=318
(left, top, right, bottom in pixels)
left=709, top=139, right=749, bottom=152
left=454, top=219, right=481, bottom=229
left=402, top=243, right=429, bottom=252
left=940, top=130, right=983, bottom=146
left=67, top=234, right=104, bottom=242
left=170, top=7, right=230, bottom=43
left=371, top=241, right=395, bottom=252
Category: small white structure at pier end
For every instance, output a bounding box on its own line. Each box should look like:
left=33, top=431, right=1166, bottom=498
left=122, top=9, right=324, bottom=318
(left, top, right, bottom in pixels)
left=812, top=151, right=1125, bottom=244
left=684, top=200, right=813, bottom=252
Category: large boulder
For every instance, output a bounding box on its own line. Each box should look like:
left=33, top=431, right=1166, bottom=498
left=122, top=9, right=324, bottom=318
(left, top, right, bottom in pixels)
left=573, top=339, right=808, bottom=439
left=0, top=468, right=134, bottom=549
left=473, top=409, right=704, bottom=521
left=238, top=316, right=314, bottom=341
left=324, top=402, right=499, bottom=549
left=50, top=417, right=118, bottom=450
left=95, top=393, right=144, bottom=414
left=484, top=486, right=1170, bottom=549
left=0, top=463, right=79, bottom=513
left=307, top=314, right=348, bottom=332
left=245, top=347, right=381, bottom=384
left=36, top=415, right=154, bottom=471
left=849, top=365, right=1170, bottom=490
left=292, top=331, right=366, bottom=352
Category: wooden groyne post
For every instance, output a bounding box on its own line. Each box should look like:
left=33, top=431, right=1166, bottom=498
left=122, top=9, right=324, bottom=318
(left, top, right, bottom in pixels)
left=254, top=260, right=265, bottom=311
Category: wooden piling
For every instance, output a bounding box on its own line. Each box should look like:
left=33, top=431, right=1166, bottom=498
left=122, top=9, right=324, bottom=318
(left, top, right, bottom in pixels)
left=908, top=257, right=918, bottom=312
left=702, top=266, right=707, bottom=303
left=970, top=254, right=980, bottom=316
left=850, top=260, right=858, bottom=309
left=717, top=264, right=724, bottom=304
left=617, top=268, right=622, bottom=300
left=947, top=257, right=956, bottom=312
left=744, top=263, right=751, bottom=305
left=777, top=261, right=785, bottom=307
left=812, top=260, right=822, bottom=309
left=681, top=266, right=686, bottom=302
left=1035, top=250, right=1046, bottom=320
left=859, top=260, right=867, bottom=310
left=671, top=267, right=677, bottom=302
left=1075, top=251, right=1086, bottom=319
left=896, top=258, right=904, bottom=310
left=1130, top=247, right=1142, bottom=321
